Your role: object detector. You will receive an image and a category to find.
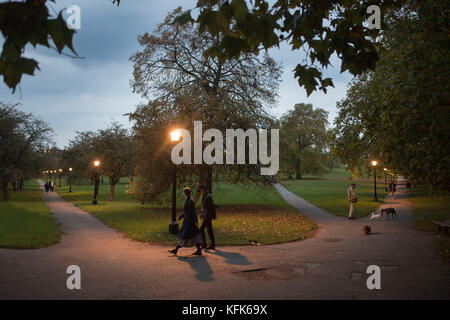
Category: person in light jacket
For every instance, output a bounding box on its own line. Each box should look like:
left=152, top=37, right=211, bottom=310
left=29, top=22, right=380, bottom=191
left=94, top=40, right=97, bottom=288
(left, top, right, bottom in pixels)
left=168, top=187, right=203, bottom=256
left=347, top=183, right=357, bottom=220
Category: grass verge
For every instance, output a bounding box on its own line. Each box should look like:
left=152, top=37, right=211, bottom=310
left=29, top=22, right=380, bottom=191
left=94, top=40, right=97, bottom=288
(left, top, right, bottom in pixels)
left=281, top=177, right=387, bottom=218
left=0, top=180, right=61, bottom=249
left=57, top=182, right=316, bottom=246
left=409, top=187, right=450, bottom=262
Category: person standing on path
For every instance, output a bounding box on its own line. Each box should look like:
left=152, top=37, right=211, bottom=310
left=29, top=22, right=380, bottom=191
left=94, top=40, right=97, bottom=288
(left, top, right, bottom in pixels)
left=197, top=185, right=216, bottom=250
left=168, top=187, right=203, bottom=256
left=389, top=182, right=396, bottom=200
left=347, top=183, right=357, bottom=220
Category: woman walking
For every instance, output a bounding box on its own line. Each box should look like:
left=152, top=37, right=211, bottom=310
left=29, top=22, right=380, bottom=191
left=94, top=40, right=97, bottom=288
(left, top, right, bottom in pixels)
left=168, top=187, right=203, bottom=256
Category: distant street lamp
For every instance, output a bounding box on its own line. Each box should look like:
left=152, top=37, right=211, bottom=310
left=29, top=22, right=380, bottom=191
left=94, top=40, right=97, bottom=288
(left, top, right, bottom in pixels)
left=58, top=169, right=63, bottom=188
left=93, top=160, right=101, bottom=205
left=169, top=130, right=181, bottom=235
left=372, top=160, right=378, bottom=202
left=384, top=168, right=388, bottom=191
left=69, top=168, right=73, bottom=193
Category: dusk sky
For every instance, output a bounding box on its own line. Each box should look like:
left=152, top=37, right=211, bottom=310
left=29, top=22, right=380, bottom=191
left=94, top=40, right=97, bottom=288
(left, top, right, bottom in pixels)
left=0, top=0, right=352, bottom=148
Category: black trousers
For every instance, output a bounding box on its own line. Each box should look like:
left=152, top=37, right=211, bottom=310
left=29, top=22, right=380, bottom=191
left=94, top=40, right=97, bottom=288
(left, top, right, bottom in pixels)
left=199, top=218, right=215, bottom=247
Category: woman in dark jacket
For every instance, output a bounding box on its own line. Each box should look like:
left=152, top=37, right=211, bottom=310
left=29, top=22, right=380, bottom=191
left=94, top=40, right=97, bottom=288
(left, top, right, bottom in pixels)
left=168, top=187, right=203, bottom=256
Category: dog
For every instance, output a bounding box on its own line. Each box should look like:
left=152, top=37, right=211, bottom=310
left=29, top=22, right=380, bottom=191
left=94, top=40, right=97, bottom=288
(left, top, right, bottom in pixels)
left=381, top=208, right=397, bottom=220
left=370, top=212, right=382, bottom=220
left=363, top=225, right=372, bottom=235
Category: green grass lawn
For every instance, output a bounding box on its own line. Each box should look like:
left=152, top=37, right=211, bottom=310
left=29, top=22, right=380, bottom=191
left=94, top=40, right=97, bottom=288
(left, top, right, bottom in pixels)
left=409, top=187, right=450, bottom=262
left=57, top=181, right=316, bottom=246
left=0, top=180, right=61, bottom=249
left=281, top=172, right=388, bottom=218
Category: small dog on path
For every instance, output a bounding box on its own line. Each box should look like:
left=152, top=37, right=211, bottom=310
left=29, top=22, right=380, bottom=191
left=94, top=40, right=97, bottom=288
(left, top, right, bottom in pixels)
left=381, top=208, right=398, bottom=220
left=363, top=225, right=372, bottom=235
left=370, top=212, right=382, bottom=220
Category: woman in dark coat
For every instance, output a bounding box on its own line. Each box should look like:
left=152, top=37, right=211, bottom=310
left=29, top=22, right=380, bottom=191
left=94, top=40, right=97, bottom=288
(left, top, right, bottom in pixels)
left=168, top=187, right=203, bottom=256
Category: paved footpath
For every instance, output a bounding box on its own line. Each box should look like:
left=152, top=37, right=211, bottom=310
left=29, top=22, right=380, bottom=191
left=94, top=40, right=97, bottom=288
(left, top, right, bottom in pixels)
left=0, top=178, right=448, bottom=299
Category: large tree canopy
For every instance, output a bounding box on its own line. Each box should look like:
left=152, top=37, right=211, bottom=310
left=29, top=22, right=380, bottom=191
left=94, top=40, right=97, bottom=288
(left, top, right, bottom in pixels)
left=174, top=0, right=405, bottom=95
left=333, top=0, right=449, bottom=190
left=0, top=102, right=52, bottom=200
left=62, top=123, right=134, bottom=200
left=279, top=103, right=329, bottom=179
left=128, top=8, right=282, bottom=202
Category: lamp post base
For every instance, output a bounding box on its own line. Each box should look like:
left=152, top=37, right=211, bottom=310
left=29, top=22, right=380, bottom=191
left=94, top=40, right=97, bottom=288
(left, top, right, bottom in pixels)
left=169, top=221, right=179, bottom=235
left=92, top=199, right=98, bottom=205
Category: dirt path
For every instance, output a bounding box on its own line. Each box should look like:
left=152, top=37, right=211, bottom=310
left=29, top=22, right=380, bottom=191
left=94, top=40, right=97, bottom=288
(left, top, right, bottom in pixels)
left=0, top=179, right=448, bottom=299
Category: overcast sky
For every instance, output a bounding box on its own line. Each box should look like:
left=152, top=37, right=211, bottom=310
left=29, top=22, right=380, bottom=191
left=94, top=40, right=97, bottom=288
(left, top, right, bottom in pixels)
left=0, top=0, right=352, bottom=148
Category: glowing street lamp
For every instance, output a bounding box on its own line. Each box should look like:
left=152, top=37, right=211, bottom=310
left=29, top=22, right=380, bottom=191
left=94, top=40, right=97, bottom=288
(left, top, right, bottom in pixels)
left=69, top=168, right=73, bottom=193
left=169, top=130, right=181, bottom=235
left=93, top=160, right=101, bottom=205
left=170, top=130, right=181, bottom=142
left=58, top=169, right=63, bottom=188
left=371, top=160, right=378, bottom=202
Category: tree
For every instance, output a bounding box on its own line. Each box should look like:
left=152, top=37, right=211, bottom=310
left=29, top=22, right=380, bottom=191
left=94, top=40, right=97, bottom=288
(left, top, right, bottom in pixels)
left=0, top=102, right=52, bottom=201
left=62, top=123, right=134, bottom=200
left=175, top=0, right=405, bottom=96
left=128, top=8, right=282, bottom=201
left=279, top=103, right=328, bottom=179
left=334, top=0, right=449, bottom=190
left=95, top=123, right=134, bottom=200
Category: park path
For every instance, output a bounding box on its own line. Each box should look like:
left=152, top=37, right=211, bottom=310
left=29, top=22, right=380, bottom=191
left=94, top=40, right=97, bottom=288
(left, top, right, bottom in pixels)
left=0, top=179, right=448, bottom=299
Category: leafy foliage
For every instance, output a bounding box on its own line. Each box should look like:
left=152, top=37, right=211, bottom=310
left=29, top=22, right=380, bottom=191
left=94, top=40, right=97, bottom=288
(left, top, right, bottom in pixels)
left=279, top=103, right=329, bottom=179
left=334, top=0, right=449, bottom=190
left=62, top=123, right=134, bottom=200
left=175, top=0, right=405, bottom=95
left=128, top=8, right=282, bottom=202
left=0, top=0, right=77, bottom=91
left=0, top=102, right=52, bottom=200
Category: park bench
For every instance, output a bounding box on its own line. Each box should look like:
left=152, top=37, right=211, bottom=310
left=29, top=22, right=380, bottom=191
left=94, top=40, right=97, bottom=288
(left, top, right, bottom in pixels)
left=432, top=221, right=450, bottom=234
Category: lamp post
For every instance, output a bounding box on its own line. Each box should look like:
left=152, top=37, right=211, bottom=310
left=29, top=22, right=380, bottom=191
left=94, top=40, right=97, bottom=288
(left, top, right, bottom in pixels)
left=371, top=160, right=378, bottom=202
left=58, top=169, right=63, bottom=188
left=93, top=160, right=101, bottom=205
left=169, top=130, right=181, bottom=235
left=384, top=168, right=388, bottom=191
left=69, top=168, right=73, bottom=193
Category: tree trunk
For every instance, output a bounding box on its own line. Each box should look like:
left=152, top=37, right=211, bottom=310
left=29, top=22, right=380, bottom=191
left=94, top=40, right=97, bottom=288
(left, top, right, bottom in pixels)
left=109, top=183, right=115, bottom=201
left=205, top=165, right=213, bottom=195
left=197, top=164, right=213, bottom=194
left=19, top=178, right=24, bottom=190
left=1, top=180, right=9, bottom=201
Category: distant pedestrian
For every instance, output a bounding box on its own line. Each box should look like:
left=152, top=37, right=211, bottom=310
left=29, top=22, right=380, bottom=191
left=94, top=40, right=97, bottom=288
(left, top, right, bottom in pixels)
left=347, top=183, right=357, bottom=220
left=168, top=187, right=203, bottom=256
left=50, top=181, right=55, bottom=192
left=389, top=182, right=396, bottom=200
left=197, top=185, right=216, bottom=250
left=44, top=182, right=49, bottom=193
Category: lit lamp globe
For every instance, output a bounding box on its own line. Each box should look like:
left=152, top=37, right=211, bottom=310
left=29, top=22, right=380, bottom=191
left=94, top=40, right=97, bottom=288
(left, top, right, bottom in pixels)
left=92, top=160, right=101, bottom=205
left=170, top=130, right=181, bottom=142
left=371, top=160, right=378, bottom=202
